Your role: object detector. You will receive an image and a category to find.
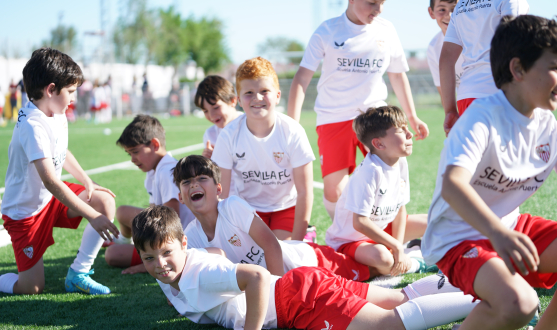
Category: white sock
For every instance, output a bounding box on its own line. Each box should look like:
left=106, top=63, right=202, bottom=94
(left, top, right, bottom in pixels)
left=403, top=274, right=462, bottom=300
left=396, top=292, right=479, bottom=330
left=70, top=221, right=112, bottom=273
left=406, top=258, right=421, bottom=274
left=323, top=196, right=336, bottom=220
left=0, top=273, right=18, bottom=294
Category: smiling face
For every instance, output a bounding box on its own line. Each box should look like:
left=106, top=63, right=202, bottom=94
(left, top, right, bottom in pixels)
left=428, top=0, right=455, bottom=35
left=237, top=77, right=281, bottom=121
left=347, top=0, right=385, bottom=25
left=140, top=236, right=188, bottom=289
left=124, top=141, right=160, bottom=172
left=178, top=174, right=222, bottom=216
left=202, top=98, right=238, bottom=129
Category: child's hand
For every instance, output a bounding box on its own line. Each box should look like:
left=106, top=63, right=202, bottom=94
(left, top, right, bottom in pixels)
left=391, top=247, right=411, bottom=276
left=491, top=229, right=539, bottom=276
left=122, top=263, right=147, bottom=275
left=443, top=111, right=459, bottom=136
left=84, top=180, right=116, bottom=202
left=202, top=140, right=214, bottom=158
left=89, top=214, right=120, bottom=241
left=409, top=117, right=430, bottom=141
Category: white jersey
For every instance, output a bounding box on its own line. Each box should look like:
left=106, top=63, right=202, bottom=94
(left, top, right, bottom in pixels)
left=157, top=248, right=279, bottom=329
left=211, top=112, right=315, bottom=212
left=422, top=90, right=557, bottom=265
left=202, top=112, right=245, bottom=147
left=144, top=153, right=195, bottom=229
left=185, top=196, right=318, bottom=272
left=2, top=103, right=68, bottom=220
left=300, top=13, right=409, bottom=126
left=445, top=0, right=529, bottom=100
left=326, top=154, right=410, bottom=250
left=427, top=31, right=465, bottom=88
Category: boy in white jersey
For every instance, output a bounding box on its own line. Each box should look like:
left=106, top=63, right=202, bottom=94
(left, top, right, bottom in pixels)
left=440, top=0, right=528, bottom=134
left=326, top=106, right=433, bottom=278
left=426, top=0, right=465, bottom=96
left=0, top=48, right=120, bottom=295
left=212, top=57, right=315, bottom=241
left=422, top=16, right=557, bottom=329
left=194, top=75, right=243, bottom=160
left=287, top=0, right=429, bottom=221
left=104, top=115, right=194, bottom=274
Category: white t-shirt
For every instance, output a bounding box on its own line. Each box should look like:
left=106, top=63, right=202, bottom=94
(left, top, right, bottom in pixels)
left=144, top=153, right=195, bottom=229
left=157, top=248, right=279, bottom=329
left=427, top=31, right=465, bottom=88
left=445, top=0, right=529, bottom=100
left=2, top=103, right=68, bottom=220
left=185, top=196, right=318, bottom=272
left=326, top=154, right=410, bottom=250
left=422, top=90, right=557, bottom=265
left=211, top=112, right=315, bottom=212
left=202, top=112, right=245, bottom=147
left=300, top=13, right=409, bottom=126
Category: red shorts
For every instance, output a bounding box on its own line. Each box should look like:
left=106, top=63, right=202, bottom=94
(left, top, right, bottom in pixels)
left=131, top=248, right=142, bottom=266
left=437, top=214, right=557, bottom=300
left=337, top=222, right=393, bottom=259
left=256, top=206, right=295, bottom=232
left=308, top=243, right=370, bottom=282
left=275, top=267, right=369, bottom=330
left=316, top=120, right=367, bottom=178
left=456, top=98, right=476, bottom=116
left=2, top=182, right=86, bottom=272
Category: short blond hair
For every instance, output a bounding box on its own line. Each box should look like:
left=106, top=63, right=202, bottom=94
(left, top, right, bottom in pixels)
left=235, top=57, right=280, bottom=94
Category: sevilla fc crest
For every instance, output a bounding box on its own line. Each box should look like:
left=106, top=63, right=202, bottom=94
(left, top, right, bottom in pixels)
left=536, top=143, right=550, bottom=163
left=228, top=234, right=241, bottom=247
left=273, top=152, right=284, bottom=164
left=23, top=245, right=34, bottom=259
left=376, top=40, right=386, bottom=52
left=463, top=247, right=478, bottom=259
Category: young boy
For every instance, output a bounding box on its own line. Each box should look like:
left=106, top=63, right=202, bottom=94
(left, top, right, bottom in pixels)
left=104, top=115, right=195, bottom=274
left=212, top=57, right=315, bottom=241
left=426, top=0, right=464, bottom=96
left=326, top=106, right=433, bottom=278
left=134, top=204, right=479, bottom=330
left=422, top=15, right=557, bottom=329
left=287, top=0, right=429, bottom=220
left=194, top=75, right=243, bottom=160
left=439, top=0, right=528, bottom=134
left=0, top=48, right=120, bottom=295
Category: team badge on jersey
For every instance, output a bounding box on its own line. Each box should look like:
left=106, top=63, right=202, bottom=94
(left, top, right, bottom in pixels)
left=273, top=152, right=284, bottom=164
left=228, top=234, right=242, bottom=247
left=376, top=40, right=386, bottom=52
left=463, top=247, right=478, bottom=259
left=536, top=143, right=550, bottom=163
left=23, top=245, right=34, bottom=259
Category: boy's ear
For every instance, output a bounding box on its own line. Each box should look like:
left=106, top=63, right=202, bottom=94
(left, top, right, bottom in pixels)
left=230, top=96, right=238, bottom=107
left=151, top=138, right=161, bottom=151
left=428, top=7, right=435, bottom=19
left=371, top=137, right=384, bottom=150
left=216, top=183, right=223, bottom=196
left=275, top=90, right=281, bottom=105
left=44, top=83, right=56, bottom=98
left=178, top=190, right=185, bottom=204
left=182, top=235, right=188, bottom=250
left=509, top=57, right=525, bottom=82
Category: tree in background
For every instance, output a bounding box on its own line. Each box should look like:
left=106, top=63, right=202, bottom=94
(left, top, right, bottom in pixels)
left=183, top=16, right=229, bottom=74
left=257, top=37, right=305, bottom=64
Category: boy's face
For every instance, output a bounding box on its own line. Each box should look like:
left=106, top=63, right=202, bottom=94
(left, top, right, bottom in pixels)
left=348, top=0, right=385, bottom=25
left=520, top=49, right=557, bottom=111
left=124, top=140, right=160, bottom=172
left=202, top=98, right=238, bottom=129
left=49, top=83, right=78, bottom=115
left=178, top=174, right=222, bottom=215
left=375, top=124, right=413, bottom=158
left=237, top=77, right=280, bottom=121
left=140, top=236, right=188, bottom=289
left=428, top=0, right=455, bottom=35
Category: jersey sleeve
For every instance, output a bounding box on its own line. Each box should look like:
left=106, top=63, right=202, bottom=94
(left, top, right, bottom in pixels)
left=220, top=196, right=257, bottom=234
left=158, top=164, right=180, bottom=205
left=344, top=169, right=378, bottom=217
left=386, top=25, right=409, bottom=73
left=444, top=15, right=462, bottom=46
left=499, top=0, right=529, bottom=16
left=427, top=43, right=441, bottom=87
left=300, top=25, right=326, bottom=71
left=20, top=118, right=53, bottom=162
left=211, top=129, right=234, bottom=170
left=288, top=123, right=316, bottom=168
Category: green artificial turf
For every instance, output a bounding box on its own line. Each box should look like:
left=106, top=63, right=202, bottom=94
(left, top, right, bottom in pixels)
left=1, top=109, right=555, bottom=329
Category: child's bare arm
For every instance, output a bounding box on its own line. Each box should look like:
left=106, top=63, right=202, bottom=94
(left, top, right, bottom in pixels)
left=287, top=67, right=314, bottom=122
left=249, top=215, right=285, bottom=276
left=387, top=71, right=429, bottom=141
left=220, top=168, right=232, bottom=199
left=292, top=162, right=313, bottom=241
left=205, top=247, right=227, bottom=258
left=63, top=150, right=115, bottom=201
left=442, top=165, right=539, bottom=275
left=236, top=264, right=271, bottom=330
left=439, top=42, right=463, bottom=135
left=35, top=158, right=119, bottom=240
left=390, top=206, right=411, bottom=276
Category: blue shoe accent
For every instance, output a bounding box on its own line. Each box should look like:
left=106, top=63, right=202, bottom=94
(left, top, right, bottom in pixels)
left=527, top=298, right=541, bottom=328
left=65, top=268, right=111, bottom=295
left=412, top=257, right=439, bottom=273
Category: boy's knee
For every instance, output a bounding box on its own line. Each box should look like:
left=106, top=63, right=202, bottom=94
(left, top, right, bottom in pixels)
left=495, top=287, right=538, bottom=327
left=91, top=191, right=115, bottom=210
left=104, top=246, right=121, bottom=267
left=18, top=283, right=44, bottom=295
left=323, top=187, right=341, bottom=203
left=367, top=245, right=394, bottom=268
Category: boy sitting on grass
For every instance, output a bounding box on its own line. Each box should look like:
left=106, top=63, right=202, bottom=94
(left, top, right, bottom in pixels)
left=326, top=106, right=435, bottom=278
left=0, top=48, right=119, bottom=295
left=133, top=204, right=479, bottom=330
left=104, top=115, right=194, bottom=274
left=212, top=57, right=315, bottom=241
left=422, top=15, right=557, bottom=330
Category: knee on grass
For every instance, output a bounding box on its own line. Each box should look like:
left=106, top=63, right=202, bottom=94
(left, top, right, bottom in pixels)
left=104, top=245, right=131, bottom=267
left=16, top=282, right=44, bottom=295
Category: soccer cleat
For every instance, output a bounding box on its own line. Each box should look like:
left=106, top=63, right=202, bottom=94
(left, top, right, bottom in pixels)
left=412, top=257, right=439, bottom=274
left=406, top=238, right=422, bottom=249
left=303, top=225, right=317, bottom=243
left=65, top=267, right=111, bottom=295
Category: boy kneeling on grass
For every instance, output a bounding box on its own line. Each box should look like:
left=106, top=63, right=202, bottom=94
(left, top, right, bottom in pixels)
left=133, top=205, right=478, bottom=330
